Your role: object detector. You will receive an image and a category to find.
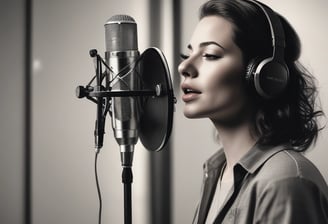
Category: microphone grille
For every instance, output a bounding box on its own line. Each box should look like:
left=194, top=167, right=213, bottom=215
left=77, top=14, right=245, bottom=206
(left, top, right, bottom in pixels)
left=106, top=15, right=136, bottom=24
left=105, top=14, right=138, bottom=51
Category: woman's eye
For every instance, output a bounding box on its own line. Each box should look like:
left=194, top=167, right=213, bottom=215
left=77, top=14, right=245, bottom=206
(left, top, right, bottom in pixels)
left=203, top=54, right=221, bottom=60
left=180, top=53, right=189, bottom=60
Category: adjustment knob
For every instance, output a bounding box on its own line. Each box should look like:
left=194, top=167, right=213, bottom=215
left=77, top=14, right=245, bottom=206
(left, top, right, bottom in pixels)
left=89, top=49, right=98, bottom=58
left=76, top=86, right=87, bottom=98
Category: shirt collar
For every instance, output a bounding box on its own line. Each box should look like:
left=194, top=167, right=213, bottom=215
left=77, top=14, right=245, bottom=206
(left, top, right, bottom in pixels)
left=238, top=143, right=288, bottom=174
left=204, top=143, right=289, bottom=175
left=203, top=149, right=225, bottom=173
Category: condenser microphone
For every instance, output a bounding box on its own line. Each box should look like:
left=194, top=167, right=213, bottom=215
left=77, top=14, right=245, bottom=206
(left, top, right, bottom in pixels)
left=76, top=14, right=174, bottom=224
left=104, top=15, right=140, bottom=167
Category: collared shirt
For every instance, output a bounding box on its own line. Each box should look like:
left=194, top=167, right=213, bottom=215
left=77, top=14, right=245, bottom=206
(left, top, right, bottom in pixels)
left=192, top=143, right=328, bottom=224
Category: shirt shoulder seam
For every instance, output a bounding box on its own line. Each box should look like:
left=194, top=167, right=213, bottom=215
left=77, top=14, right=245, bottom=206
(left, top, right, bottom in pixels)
left=283, top=150, right=302, bottom=177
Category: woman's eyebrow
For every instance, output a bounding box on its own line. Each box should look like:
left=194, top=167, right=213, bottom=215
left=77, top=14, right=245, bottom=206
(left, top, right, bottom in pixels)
left=199, top=41, right=226, bottom=50
left=187, top=41, right=226, bottom=51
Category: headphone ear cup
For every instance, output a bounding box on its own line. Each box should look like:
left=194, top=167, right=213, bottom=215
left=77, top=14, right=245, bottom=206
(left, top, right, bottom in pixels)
left=245, top=57, right=290, bottom=99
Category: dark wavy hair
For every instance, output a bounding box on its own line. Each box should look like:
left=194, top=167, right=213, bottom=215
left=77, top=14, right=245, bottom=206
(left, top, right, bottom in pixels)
left=200, top=0, right=324, bottom=151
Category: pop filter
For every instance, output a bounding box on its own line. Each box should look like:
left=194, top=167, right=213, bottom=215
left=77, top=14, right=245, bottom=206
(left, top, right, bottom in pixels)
left=138, top=47, right=174, bottom=152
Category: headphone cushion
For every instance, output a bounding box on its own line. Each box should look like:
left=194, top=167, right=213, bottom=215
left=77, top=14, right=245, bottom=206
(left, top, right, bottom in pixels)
left=245, top=57, right=262, bottom=87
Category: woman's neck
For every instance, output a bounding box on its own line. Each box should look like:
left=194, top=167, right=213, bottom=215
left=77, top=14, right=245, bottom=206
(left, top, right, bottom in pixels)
left=212, top=118, right=258, bottom=178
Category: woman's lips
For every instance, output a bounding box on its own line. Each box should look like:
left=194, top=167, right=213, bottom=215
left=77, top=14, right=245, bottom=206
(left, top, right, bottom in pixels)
left=181, top=84, right=202, bottom=102
left=182, top=92, right=201, bottom=102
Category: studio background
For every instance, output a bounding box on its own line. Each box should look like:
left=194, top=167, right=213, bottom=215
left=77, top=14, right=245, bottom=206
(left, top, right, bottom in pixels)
left=1, top=0, right=327, bottom=223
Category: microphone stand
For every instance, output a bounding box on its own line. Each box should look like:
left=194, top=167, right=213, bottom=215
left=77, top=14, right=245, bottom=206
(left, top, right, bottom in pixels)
left=122, top=166, right=133, bottom=224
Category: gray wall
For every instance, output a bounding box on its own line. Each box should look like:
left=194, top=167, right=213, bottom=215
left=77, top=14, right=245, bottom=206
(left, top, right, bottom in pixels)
left=0, top=0, right=25, bottom=223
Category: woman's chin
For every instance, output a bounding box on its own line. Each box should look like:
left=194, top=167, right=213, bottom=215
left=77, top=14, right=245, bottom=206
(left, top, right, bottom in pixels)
left=184, top=113, right=198, bottom=119
left=183, top=109, right=204, bottom=119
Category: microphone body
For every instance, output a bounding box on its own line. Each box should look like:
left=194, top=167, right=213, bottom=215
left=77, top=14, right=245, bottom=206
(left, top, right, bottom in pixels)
left=105, top=15, right=140, bottom=167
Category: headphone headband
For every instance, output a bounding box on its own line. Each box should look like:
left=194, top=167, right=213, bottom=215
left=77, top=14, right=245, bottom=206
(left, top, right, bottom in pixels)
left=246, top=0, right=286, bottom=60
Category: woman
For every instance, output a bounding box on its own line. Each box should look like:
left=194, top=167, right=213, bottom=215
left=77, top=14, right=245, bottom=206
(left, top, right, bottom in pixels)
left=178, top=0, right=328, bottom=223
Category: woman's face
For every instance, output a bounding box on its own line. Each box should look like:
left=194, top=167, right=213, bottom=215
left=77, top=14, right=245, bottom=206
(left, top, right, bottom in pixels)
left=178, top=15, right=249, bottom=124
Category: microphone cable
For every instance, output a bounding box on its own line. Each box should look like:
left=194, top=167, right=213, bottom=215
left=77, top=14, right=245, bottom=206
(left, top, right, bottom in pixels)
left=94, top=150, right=102, bottom=224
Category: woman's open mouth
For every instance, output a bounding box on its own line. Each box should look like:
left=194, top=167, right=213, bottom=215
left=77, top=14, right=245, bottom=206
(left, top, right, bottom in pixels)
left=181, top=85, right=202, bottom=102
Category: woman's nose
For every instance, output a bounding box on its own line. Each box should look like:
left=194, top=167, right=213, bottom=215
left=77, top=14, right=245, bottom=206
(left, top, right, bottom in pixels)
left=178, top=57, right=197, bottom=78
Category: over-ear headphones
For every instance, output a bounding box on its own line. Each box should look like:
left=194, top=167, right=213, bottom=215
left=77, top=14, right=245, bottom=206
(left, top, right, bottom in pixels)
left=245, top=0, right=289, bottom=99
